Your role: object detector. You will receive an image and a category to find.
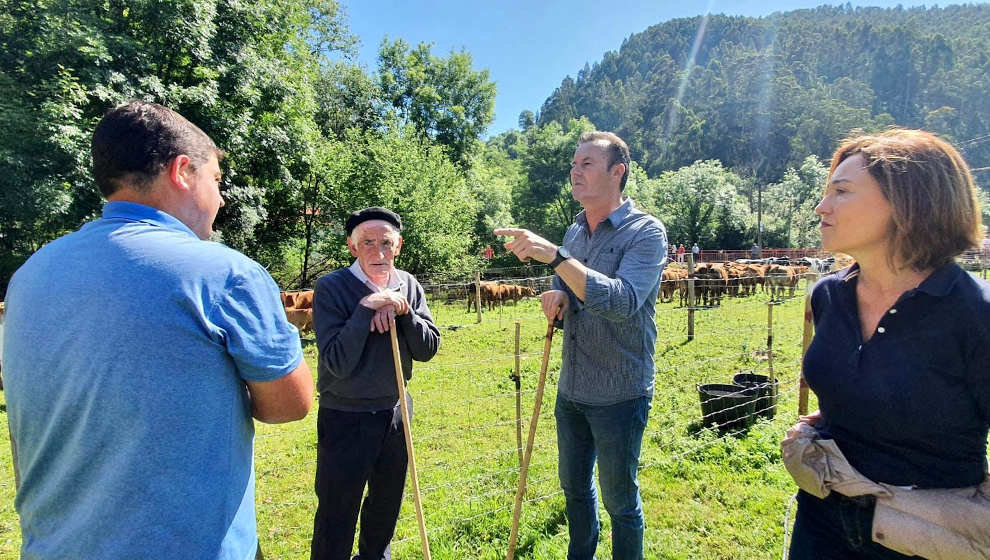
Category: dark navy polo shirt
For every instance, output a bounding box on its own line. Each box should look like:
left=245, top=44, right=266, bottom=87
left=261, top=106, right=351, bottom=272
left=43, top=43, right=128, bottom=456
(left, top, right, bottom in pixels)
left=804, top=263, right=990, bottom=488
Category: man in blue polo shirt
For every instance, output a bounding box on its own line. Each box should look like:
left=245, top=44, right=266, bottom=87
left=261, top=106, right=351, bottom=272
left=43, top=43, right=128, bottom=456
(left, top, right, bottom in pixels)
left=2, top=101, right=313, bottom=560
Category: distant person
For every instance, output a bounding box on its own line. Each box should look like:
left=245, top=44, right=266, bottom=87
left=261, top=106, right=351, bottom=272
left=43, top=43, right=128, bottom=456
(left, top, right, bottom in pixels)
left=310, top=207, right=440, bottom=560
left=784, top=130, right=990, bottom=558
left=751, top=243, right=760, bottom=260
left=496, top=130, right=666, bottom=559
left=2, top=101, right=313, bottom=559
left=676, top=243, right=686, bottom=263
left=691, top=242, right=700, bottom=261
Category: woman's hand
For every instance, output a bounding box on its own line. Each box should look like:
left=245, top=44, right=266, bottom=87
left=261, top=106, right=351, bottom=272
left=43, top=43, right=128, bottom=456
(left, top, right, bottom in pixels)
left=799, top=409, right=822, bottom=426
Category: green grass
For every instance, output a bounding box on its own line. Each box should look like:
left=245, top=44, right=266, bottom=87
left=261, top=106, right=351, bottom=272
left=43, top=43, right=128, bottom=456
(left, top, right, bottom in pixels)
left=0, top=287, right=819, bottom=559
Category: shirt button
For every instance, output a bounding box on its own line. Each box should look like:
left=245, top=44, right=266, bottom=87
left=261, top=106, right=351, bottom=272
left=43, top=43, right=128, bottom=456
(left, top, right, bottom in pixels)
left=877, top=327, right=886, bottom=333
left=889, top=308, right=897, bottom=314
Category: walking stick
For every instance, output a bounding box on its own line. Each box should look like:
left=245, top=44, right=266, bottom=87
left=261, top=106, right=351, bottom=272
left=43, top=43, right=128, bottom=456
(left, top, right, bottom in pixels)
left=505, top=319, right=555, bottom=560
left=514, top=321, right=523, bottom=467
left=389, top=316, right=431, bottom=560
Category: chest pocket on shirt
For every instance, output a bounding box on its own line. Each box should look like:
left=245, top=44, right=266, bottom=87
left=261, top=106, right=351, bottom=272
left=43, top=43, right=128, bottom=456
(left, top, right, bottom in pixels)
left=592, top=251, right=622, bottom=277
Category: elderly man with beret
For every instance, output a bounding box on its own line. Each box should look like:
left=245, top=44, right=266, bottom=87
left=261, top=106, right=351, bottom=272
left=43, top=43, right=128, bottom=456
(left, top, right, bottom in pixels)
left=310, top=207, right=441, bottom=560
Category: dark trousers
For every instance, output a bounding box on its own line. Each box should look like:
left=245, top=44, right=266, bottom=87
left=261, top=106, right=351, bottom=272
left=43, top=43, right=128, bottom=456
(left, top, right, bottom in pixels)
left=311, top=402, right=409, bottom=560
left=789, top=490, right=921, bottom=559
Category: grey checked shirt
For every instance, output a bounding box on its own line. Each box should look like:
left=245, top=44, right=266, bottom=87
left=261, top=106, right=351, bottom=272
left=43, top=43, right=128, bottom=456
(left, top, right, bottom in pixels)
left=553, top=197, right=667, bottom=406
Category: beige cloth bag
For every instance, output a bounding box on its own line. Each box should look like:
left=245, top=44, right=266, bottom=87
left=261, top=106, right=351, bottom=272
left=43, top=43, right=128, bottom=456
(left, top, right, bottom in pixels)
left=782, top=422, right=990, bottom=559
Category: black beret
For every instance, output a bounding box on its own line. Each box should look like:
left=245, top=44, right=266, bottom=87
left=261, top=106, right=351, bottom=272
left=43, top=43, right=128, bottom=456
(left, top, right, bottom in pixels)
left=345, top=206, right=402, bottom=236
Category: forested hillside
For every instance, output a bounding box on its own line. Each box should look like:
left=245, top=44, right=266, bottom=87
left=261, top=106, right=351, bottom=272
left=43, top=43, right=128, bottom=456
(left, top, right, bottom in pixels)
left=537, top=4, right=990, bottom=184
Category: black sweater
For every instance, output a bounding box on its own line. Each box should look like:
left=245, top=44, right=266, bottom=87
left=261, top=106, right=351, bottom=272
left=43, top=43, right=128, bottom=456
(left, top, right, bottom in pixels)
left=313, top=268, right=440, bottom=411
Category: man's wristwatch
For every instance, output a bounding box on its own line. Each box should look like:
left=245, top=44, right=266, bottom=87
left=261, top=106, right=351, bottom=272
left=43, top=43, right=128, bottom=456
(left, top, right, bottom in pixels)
left=550, top=246, right=571, bottom=269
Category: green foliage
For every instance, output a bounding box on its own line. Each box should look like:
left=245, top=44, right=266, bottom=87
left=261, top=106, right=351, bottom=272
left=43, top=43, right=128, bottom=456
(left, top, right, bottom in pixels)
left=0, top=0, right=504, bottom=290
left=646, top=160, right=750, bottom=248
left=378, top=38, right=496, bottom=168
left=506, top=118, right=595, bottom=242
left=763, top=156, right=829, bottom=248
left=0, top=0, right=353, bottom=263
left=325, top=127, right=480, bottom=278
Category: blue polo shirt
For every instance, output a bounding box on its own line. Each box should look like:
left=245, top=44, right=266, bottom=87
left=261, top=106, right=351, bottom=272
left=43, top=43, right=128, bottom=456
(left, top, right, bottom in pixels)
left=2, top=202, right=303, bottom=559
left=804, top=263, right=990, bottom=488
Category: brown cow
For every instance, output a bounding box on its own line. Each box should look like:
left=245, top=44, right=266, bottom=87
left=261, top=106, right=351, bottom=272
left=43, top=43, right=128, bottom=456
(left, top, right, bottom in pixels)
left=467, top=281, right=501, bottom=312
left=505, top=284, right=536, bottom=304
left=659, top=268, right=688, bottom=303
left=726, top=262, right=762, bottom=297
left=284, top=307, right=313, bottom=333
left=694, top=263, right=729, bottom=307
left=291, top=290, right=315, bottom=310
left=765, top=264, right=794, bottom=300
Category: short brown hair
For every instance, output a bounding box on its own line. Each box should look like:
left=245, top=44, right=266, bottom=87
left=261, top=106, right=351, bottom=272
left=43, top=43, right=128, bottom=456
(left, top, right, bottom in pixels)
left=92, top=101, right=222, bottom=197
left=578, top=130, right=631, bottom=190
left=829, top=129, right=982, bottom=271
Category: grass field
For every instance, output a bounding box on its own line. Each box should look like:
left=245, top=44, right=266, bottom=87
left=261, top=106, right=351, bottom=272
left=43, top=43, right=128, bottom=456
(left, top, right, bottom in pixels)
left=0, top=284, right=818, bottom=559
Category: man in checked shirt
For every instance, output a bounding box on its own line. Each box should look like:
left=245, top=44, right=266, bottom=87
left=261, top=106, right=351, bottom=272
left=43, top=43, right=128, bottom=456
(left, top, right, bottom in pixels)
left=496, top=131, right=667, bottom=560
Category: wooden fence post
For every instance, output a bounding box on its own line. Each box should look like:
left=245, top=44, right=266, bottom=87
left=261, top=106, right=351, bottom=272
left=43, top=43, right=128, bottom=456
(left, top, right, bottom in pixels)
left=766, top=301, right=775, bottom=384
left=687, top=255, right=696, bottom=341
left=798, top=286, right=816, bottom=417
left=475, top=270, right=482, bottom=324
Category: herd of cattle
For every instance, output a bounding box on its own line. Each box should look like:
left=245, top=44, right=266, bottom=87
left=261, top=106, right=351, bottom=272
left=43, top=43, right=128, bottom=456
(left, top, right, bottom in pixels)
left=274, top=257, right=835, bottom=333
left=660, top=256, right=834, bottom=307
left=466, top=281, right=537, bottom=312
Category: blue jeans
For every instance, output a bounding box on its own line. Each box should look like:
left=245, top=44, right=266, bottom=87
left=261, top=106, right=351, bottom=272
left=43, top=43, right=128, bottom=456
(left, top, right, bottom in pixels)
left=789, top=490, right=920, bottom=559
left=555, top=394, right=651, bottom=560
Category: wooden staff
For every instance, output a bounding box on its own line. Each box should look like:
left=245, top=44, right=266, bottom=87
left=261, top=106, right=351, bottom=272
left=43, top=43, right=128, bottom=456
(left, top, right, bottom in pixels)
left=389, top=316, right=431, bottom=560
left=505, top=319, right=555, bottom=560
left=514, top=321, right=523, bottom=467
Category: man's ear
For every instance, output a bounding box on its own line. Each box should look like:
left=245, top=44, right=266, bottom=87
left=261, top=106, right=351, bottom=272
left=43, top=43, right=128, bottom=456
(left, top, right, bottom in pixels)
left=346, top=236, right=359, bottom=258
left=393, top=235, right=403, bottom=257
left=610, top=162, right=626, bottom=182
left=167, top=155, right=193, bottom=191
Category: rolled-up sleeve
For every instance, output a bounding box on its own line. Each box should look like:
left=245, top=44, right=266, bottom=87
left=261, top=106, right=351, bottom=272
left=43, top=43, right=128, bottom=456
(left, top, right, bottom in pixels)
left=584, top=224, right=666, bottom=321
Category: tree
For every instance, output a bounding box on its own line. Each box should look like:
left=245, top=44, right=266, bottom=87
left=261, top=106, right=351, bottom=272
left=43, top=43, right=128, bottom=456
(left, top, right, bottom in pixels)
left=512, top=118, right=596, bottom=242
left=651, top=160, right=749, bottom=248
left=378, top=38, right=496, bottom=168
left=517, top=110, right=536, bottom=131
left=0, top=0, right=356, bottom=290
left=764, top=155, right=828, bottom=247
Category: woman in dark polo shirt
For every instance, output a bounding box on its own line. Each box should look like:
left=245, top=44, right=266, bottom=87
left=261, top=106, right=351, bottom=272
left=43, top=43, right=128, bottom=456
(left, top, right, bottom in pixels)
left=789, top=129, right=990, bottom=559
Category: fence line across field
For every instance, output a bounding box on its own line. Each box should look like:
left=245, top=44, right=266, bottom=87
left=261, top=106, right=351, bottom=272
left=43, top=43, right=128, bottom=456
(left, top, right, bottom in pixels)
left=243, top=258, right=990, bottom=556
left=248, top=281, right=812, bottom=558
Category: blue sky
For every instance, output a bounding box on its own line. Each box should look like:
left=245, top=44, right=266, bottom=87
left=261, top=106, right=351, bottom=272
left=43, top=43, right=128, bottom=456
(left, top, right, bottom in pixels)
left=338, top=1, right=943, bottom=137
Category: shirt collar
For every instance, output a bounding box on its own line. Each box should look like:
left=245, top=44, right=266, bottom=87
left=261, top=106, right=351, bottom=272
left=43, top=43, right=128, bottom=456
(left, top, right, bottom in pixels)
left=349, top=260, right=404, bottom=292
left=102, top=201, right=198, bottom=239
left=838, top=261, right=962, bottom=297
left=915, top=262, right=964, bottom=297
left=576, top=197, right=636, bottom=231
